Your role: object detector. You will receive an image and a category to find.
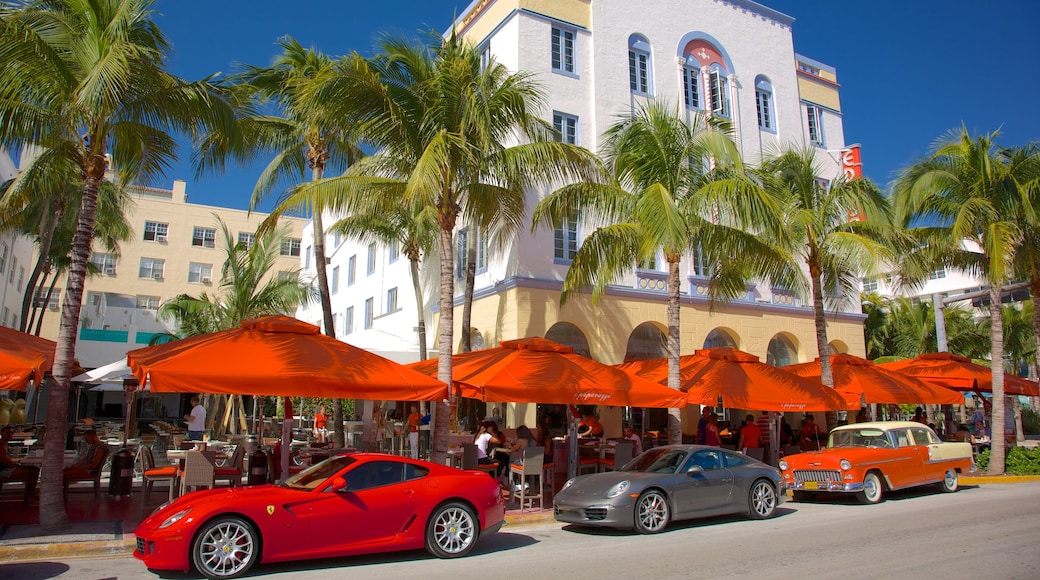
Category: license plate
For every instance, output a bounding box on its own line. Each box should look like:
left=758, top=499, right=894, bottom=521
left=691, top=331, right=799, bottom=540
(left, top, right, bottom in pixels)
left=803, top=481, right=818, bottom=490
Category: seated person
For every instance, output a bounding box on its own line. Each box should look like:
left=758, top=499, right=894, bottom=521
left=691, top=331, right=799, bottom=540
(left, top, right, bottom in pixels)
left=577, top=412, right=604, bottom=438
left=63, top=429, right=108, bottom=481
left=0, top=425, right=39, bottom=498
left=953, top=424, right=974, bottom=443
left=623, top=424, right=643, bottom=455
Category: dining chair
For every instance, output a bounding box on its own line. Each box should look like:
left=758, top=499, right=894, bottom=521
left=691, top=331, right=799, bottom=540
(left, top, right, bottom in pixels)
left=782, top=444, right=803, bottom=457
left=142, top=446, right=180, bottom=503
left=601, top=440, right=634, bottom=472
left=213, top=445, right=245, bottom=487
left=541, top=440, right=555, bottom=499
left=578, top=442, right=602, bottom=475
left=508, top=446, right=544, bottom=512
left=461, top=444, right=499, bottom=479
left=744, top=447, right=765, bottom=462
left=180, top=450, right=215, bottom=495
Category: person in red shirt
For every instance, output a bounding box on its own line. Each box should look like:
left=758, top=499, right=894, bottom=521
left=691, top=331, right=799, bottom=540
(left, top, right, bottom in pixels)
left=577, top=411, right=604, bottom=438
left=313, top=406, right=328, bottom=443
left=407, top=405, right=421, bottom=459
left=800, top=414, right=823, bottom=450
left=738, top=414, right=761, bottom=452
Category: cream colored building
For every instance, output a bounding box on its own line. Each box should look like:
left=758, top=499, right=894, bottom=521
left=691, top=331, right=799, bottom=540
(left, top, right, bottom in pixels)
left=299, top=0, right=867, bottom=434
left=34, top=179, right=307, bottom=368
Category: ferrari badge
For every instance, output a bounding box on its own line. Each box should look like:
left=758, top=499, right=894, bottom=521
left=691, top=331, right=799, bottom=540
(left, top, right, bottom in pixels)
left=266, top=505, right=275, bottom=515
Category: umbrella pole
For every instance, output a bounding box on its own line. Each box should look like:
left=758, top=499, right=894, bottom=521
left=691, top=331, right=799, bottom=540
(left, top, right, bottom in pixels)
left=280, top=397, right=292, bottom=484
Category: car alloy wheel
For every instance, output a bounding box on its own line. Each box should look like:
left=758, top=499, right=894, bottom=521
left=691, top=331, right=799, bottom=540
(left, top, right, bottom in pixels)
left=940, top=469, right=959, bottom=493
left=191, top=516, right=257, bottom=580
left=426, top=502, right=478, bottom=558
left=634, top=490, right=669, bottom=534
left=748, top=480, right=777, bottom=519
left=857, top=472, right=883, bottom=505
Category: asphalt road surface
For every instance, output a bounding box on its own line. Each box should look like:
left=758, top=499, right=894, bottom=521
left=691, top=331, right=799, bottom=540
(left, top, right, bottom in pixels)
left=2, top=482, right=1038, bottom=580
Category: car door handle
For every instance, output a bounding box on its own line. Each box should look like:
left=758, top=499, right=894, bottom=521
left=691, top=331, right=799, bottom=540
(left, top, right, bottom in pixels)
left=403, top=488, right=415, bottom=497
left=722, top=478, right=732, bottom=484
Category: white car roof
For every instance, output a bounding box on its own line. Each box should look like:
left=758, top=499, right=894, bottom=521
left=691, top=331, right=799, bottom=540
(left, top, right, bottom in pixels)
left=831, top=421, right=932, bottom=432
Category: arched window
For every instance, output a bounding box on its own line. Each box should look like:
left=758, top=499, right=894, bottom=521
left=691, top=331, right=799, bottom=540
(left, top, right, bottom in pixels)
left=624, top=322, right=666, bottom=362
left=682, top=55, right=700, bottom=109
left=545, top=322, right=591, bottom=358
left=703, top=328, right=737, bottom=349
left=708, top=64, right=730, bottom=117
left=628, top=34, right=653, bottom=96
left=754, top=75, right=774, bottom=131
left=766, top=334, right=796, bottom=367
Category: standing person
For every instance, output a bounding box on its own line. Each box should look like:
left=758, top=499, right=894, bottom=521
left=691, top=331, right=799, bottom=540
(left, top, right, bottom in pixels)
left=697, top=406, right=712, bottom=444
left=313, top=406, right=328, bottom=443
left=756, top=411, right=772, bottom=455
left=738, top=414, right=761, bottom=453
left=704, top=413, right=721, bottom=446
left=0, top=425, right=39, bottom=501
left=800, top=414, right=823, bottom=451
left=488, top=406, right=504, bottom=427
left=577, top=411, right=604, bottom=438
left=184, top=396, right=206, bottom=441
left=912, top=407, right=926, bottom=424
left=407, top=405, right=421, bottom=459
left=623, top=424, right=644, bottom=455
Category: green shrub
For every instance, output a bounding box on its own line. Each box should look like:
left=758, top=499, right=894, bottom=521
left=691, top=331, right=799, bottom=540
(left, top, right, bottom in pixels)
left=1022, top=407, right=1040, bottom=435
left=975, top=446, right=1040, bottom=475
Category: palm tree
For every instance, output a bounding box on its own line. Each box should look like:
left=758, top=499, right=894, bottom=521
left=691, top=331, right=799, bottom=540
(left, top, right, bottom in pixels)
left=886, top=297, right=988, bottom=359
left=330, top=201, right=438, bottom=360
left=534, top=101, right=800, bottom=444
left=759, top=145, right=894, bottom=429
left=271, top=33, right=599, bottom=463
left=861, top=292, right=892, bottom=360
left=1007, top=145, right=1040, bottom=382
left=199, top=37, right=363, bottom=447
left=895, top=128, right=1038, bottom=474
left=0, top=0, right=241, bottom=530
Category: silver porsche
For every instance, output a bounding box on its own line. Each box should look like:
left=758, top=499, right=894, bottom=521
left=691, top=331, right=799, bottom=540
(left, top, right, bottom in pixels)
left=553, top=445, right=785, bottom=533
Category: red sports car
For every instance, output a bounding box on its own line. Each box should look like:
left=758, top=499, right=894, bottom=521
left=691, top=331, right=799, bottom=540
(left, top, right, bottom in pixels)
left=134, top=453, right=505, bottom=579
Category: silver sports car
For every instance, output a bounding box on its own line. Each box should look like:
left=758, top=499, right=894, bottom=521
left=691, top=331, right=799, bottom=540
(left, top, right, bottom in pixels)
left=554, top=445, right=785, bottom=533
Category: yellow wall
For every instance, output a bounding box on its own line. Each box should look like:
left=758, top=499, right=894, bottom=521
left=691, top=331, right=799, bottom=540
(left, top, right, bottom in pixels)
left=798, top=76, right=841, bottom=112
left=458, top=0, right=591, bottom=45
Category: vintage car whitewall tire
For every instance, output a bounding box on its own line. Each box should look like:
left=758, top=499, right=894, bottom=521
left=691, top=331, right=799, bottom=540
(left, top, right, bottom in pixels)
left=857, top=472, right=884, bottom=505
left=939, top=469, right=959, bottom=493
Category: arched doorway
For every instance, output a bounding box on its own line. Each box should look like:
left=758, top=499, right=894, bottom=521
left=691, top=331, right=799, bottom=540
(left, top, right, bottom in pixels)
left=624, top=322, right=666, bottom=363
left=766, top=334, right=797, bottom=367
left=703, top=328, right=737, bottom=349
left=545, top=322, right=591, bottom=358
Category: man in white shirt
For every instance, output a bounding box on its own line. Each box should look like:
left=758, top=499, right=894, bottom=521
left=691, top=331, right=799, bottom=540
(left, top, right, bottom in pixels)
left=184, top=396, right=207, bottom=440
left=623, top=424, right=643, bottom=456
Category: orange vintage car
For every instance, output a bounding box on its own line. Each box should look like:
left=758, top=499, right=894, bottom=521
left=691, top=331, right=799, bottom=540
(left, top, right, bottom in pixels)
left=778, top=421, right=973, bottom=504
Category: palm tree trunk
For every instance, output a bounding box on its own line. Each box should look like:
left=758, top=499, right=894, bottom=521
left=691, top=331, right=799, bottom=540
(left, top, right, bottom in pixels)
left=19, top=202, right=56, bottom=332
left=308, top=163, right=345, bottom=448
left=666, top=257, right=682, bottom=445
left=460, top=229, right=476, bottom=352
left=40, top=169, right=103, bottom=531
left=33, top=272, right=59, bottom=336
left=810, top=264, right=837, bottom=431
left=409, top=256, right=428, bottom=360
left=987, top=284, right=1006, bottom=474
left=1030, top=273, right=1040, bottom=383
left=432, top=212, right=457, bottom=465
left=26, top=268, right=48, bottom=334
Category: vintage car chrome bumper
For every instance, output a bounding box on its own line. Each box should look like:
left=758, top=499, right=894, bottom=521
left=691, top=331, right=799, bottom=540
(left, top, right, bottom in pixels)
left=791, top=481, right=864, bottom=493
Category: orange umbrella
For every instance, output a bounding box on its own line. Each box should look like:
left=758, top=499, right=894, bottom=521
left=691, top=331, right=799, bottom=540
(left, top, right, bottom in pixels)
left=785, top=353, right=964, bottom=406
left=0, top=326, right=55, bottom=390
left=618, top=347, right=852, bottom=411
left=406, top=337, right=687, bottom=407
left=878, top=352, right=1039, bottom=397
left=127, top=315, right=447, bottom=400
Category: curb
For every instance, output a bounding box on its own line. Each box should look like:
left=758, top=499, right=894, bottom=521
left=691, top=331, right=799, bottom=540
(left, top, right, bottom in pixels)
left=504, top=511, right=556, bottom=528
left=960, top=474, right=1040, bottom=485
left=0, top=537, right=135, bottom=563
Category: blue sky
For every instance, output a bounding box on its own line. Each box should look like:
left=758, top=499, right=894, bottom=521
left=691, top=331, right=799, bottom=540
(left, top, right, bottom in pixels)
left=154, top=0, right=1040, bottom=212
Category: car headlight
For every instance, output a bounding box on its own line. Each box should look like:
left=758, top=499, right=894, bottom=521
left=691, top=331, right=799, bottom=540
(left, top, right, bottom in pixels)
left=840, top=459, right=852, bottom=471
left=778, top=460, right=788, bottom=471
left=562, top=478, right=576, bottom=491
left=606, top=481, right=630, bottom=498
left=158, top=508, right=192, bottom=529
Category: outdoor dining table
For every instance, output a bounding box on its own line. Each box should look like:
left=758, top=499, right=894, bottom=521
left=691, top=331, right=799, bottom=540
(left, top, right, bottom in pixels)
left=19, top=449, right=78, bottom=468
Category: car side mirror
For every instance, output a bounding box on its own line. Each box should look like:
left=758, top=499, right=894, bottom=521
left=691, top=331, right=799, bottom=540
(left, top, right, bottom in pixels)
left=331, top=476, right=347, bottom=491
left=686, top=465, right=703, bottom=476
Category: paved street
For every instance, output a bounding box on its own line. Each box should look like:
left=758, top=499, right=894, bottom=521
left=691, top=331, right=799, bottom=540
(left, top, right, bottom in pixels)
left=1, top=482, right=1038, bottom=580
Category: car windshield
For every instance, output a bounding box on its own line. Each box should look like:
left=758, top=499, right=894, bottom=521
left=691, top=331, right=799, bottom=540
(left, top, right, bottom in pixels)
left=829, top=428, right=891, bottom=448
left=623, top=448, right=689, bottom=474
left=282, top=455, right=357, bottom=490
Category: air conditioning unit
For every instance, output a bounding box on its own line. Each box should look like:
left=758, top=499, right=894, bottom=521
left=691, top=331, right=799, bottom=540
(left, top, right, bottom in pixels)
left=152, top=272, right=163, bottom=280
left=201, top=276, right=212, bottom=284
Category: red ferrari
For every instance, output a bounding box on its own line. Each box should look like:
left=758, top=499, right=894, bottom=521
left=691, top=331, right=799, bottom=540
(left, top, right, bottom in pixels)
left=134, top=453, right=505, bottom=579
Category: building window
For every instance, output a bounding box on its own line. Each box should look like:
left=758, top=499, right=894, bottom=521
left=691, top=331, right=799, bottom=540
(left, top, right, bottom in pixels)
left=281, top=238, right=301, bottom=257
left=344, top=306, right=353, bottom=335
left=90, top=252, right=117, bottom=276
left=386, top=287, right=398, bottom=313
left=2, top=306, right=8, bottom=326
left=551, top=27, right=575, bottom=74
left=364, top=297, right=374, bottom=329
left=277, top=270, right=293, bottom=281
left=455, top=228, right=488, bottom=280
left=366, top=243, right=376, bottom=275
left=332, top=230, right=341, bottom=249
left=238, top=232, right=255, bottom=249
left=682, top=63, right=700, bottom=109
left=637, top=253, right=658, bottom=271
left=929, top=267, right=947, bottom=281
left=17, top=266, right=23, bottom=291
left=188, top=262, right=213, bottom=284
left=304, top=246, right=312, bottom=269
left=192, top=226, right=216, bottom=248
left=554, top=213, right=578, bottom=262
left=389, top=244, right=399, bottom=264
left=861, top=277, right=878, bottom=293
left=331, top=266, right=340, bottom=294
left=139, top=257, right=165, bottom=281
left=754, top=76, right=774, bottom=130
left=628, top=35, right=651, bottom=96
left=708, top=66, right=730, bottom=117
left=0, top=242, right=7, bottom=274
left=136, top=295, right=160, bottom=310
left=692, top=244, right=710, bottom=277
left=7, top=257, right=14, bottom=283
left=553, top=112, right=578, bottom=144
left=34, top=288, right=60, bottom=311
left=480, top=43, right=491, bottom=72
left=807, top=105, right=824, bottom=146
left=348, top=255, right=356, bottom=285
left=143, top=221, right=168, bottom=243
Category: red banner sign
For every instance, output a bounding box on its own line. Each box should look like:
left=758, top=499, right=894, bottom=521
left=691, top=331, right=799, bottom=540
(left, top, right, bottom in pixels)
left=840, top=145, right=862, bottom=180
